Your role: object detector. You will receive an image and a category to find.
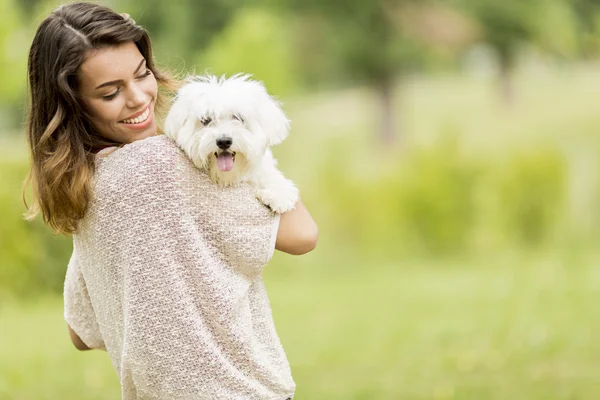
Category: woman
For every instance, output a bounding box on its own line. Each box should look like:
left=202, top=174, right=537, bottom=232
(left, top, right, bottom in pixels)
left=24, top=3, right=317, bottom=399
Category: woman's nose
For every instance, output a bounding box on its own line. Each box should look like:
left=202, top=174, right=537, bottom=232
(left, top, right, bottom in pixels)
left=126, top=84, right=147, bottom=109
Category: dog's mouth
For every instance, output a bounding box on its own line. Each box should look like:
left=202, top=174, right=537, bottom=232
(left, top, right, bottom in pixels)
left=214, top=151, right=236, bottom=172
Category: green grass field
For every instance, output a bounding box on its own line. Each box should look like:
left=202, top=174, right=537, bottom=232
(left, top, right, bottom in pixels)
left=2, top=253, right=600, bottom=399
left=2, top=62, right=600, bottom=399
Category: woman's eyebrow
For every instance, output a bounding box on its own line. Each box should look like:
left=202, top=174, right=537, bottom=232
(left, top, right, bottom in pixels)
left=94, top=58, right=146, bottom=89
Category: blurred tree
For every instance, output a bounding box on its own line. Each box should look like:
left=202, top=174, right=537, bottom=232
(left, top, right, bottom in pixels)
left=454, top=0, right=540, bottom=103
left=118, top=0, right=241, bottom=72
left=276, top=0, right=415, bottom=145
left=534, top=0, right=579, bottom=59
left=571, top=0, right=600, bottom=56
left=0, top=0, right=28, bottom=130
left=266, top=0, right=476, bottom=146
left=200, top=7, right=301, bottom=95
left=454, top=0, right=581, bottom=103
left=13, top=0, right=42, bottom=15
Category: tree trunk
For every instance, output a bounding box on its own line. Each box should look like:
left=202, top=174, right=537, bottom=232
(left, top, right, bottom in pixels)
left=499, top=55, right=514, bottom=106
left=377, top=77, right=398, bottom=146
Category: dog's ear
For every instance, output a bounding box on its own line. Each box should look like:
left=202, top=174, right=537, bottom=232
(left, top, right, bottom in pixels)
left=252, top=82, right=290, bottom=147
left=164, top=87, right=197, bottom=141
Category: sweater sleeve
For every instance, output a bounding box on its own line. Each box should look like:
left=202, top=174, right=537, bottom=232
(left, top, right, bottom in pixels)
left=63, top=247, right=106, bottom=350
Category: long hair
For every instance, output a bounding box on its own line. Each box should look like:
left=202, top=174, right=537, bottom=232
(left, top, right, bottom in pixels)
left=24, top=2, right=177, bottom=234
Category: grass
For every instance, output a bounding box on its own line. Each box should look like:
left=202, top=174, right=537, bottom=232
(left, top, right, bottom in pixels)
left=2, top=252, right=600, bottom=399
left=3, top=62, right=600, bottom=398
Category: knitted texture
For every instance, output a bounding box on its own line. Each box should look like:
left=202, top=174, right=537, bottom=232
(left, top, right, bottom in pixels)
left=64, top=135, right=295, bottom=399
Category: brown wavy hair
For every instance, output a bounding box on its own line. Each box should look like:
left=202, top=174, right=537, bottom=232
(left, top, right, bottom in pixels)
left=24, top=2, right=178, bottom=234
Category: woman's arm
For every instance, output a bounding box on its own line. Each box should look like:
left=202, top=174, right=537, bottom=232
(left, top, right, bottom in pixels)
left=275, top=200, right=318, bottom=255
left=68, top=324, right=92, bottom=351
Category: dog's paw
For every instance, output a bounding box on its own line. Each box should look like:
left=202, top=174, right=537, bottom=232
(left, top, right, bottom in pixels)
left=256, top=185, right=299, bottom=214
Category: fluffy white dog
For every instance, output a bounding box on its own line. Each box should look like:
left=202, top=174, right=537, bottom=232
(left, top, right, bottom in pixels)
left=164, top=74, right=299, bottom=214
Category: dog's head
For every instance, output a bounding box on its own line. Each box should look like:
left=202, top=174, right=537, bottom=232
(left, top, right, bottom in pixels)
left=164, top=74, right=290, bottom=175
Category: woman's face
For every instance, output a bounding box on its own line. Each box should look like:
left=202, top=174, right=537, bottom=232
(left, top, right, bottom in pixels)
left=77, top=41, right=158, bottom=143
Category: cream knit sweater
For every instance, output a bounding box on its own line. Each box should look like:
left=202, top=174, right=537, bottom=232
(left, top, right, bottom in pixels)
left=64, top=135, right=295, bottom=399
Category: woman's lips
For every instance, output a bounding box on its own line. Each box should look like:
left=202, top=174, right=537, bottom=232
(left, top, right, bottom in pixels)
left=121, top=103, right=151, bottom=121
left=119, top=103, right=153, bottom=130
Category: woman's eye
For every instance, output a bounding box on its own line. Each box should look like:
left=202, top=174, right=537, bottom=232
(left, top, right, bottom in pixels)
left=137, top=70, right=152, bottom=79
left=232, top=114, right=244, bottom=123
left=201, top=117, right=212, bottom=125
left=102, top=89, right=120, bottom=101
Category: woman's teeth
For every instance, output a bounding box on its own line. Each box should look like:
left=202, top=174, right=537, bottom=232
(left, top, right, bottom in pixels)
left=121, top=107, right=150, bottom=124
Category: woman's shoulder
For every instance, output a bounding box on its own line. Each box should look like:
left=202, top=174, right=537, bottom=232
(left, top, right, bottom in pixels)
left=97, top=135, right=182, bottom=164
left=124, top=134, right=181, bottom=156
left=93, top=135, right=254, bottom=202
left=96, top=135, right=194, bottom=176
left=93, top=135, right=200, bottom=194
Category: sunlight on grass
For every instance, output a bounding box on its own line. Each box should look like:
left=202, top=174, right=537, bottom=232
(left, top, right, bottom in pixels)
left=268, top=254, right=600, bottom=399
left=2, top=255, right=600, bottom=399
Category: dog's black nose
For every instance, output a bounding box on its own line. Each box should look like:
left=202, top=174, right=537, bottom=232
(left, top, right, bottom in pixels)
left=216, top=137, right=233, bottom=150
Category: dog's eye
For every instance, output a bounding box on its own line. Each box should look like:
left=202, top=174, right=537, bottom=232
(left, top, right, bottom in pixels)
left=232, top=114, right=244, bottom=123
left=200, top=117, right=212, bottom=126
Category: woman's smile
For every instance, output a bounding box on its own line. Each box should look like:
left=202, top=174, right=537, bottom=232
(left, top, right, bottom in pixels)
left=119, top=102, right=153, bottom=130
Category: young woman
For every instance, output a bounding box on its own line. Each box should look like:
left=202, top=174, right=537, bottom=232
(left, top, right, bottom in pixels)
left=25, top=3, right=317, bottom=399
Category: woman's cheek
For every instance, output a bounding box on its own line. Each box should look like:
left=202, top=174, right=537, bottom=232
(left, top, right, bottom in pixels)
left=146, top=74, right=158, bottom=97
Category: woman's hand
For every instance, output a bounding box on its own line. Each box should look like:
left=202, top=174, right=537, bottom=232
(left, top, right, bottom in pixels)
left=68, top=324, right=91, bottom=351
left=275, top=200, right=318, bottom=255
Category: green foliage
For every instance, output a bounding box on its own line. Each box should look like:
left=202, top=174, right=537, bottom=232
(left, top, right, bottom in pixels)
left=199, top=7, right=301, bottom=96
left=534, top=0, right=580, bottom=58
left=0, top=0, right=28, bottom=116
left=0, top=134, right=575, bottom=298
left=117, top=0, right=238, bottom=69
left=322, top=135, right=480, bottom=257
left=316, top=135, right=568, bottom=260
left=458, top=0, right=538, bottom=60
left=454, top=0, right=589, bottom=64
left=0, top=152, right=72, bottom=299
left=271, top=0, right=422, bottom=85
left=496, top=149, right=566, bottom=248
left=394, top=138, right=480, bottom=255
left=571, top=0, right=600, bottom=55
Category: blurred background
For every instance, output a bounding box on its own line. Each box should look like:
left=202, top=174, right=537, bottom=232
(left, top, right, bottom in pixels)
left=2, top=0, right=600, bottom=398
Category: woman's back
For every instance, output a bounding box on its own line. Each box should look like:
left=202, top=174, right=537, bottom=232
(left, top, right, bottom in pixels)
left=65, top=135, right=295, bottom=399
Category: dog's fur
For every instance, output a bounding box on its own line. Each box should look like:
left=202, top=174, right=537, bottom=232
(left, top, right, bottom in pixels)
left=164, top=74, right=299, bottom=214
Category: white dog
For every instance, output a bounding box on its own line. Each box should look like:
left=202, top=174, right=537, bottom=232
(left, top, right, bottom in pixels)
left=164, top=74, right=299, bottom=214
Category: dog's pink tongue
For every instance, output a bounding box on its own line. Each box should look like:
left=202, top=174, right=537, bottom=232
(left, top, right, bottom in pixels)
left=217, top=153, right=234, bottom=171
